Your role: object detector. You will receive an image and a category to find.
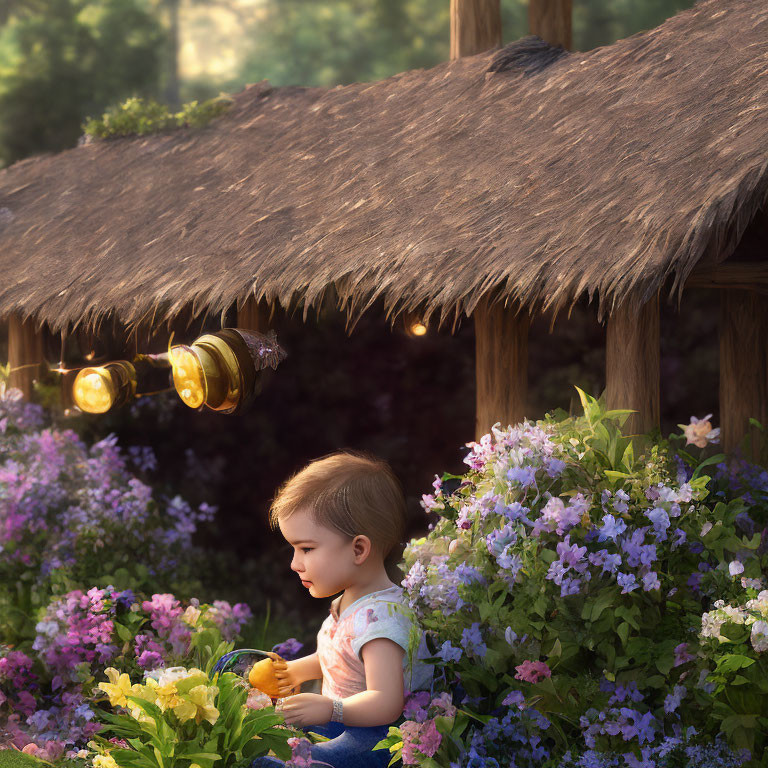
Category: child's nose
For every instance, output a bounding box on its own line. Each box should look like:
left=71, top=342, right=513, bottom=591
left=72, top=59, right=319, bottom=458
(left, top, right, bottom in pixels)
left=290, top=555, right=303, bottom=573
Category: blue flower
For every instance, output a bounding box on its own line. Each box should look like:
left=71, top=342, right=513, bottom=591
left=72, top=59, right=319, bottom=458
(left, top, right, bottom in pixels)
left=597, top=514, right=627, bottom=542
left=645, top=507, right=670, bottom=541
left=507, top=465, right=537, bottom=489
left=461, top=622, right=487, bottom=659
left=438, top=640, right=462, bottom=663
left=642, top=571, right=660, bottom=591
left=617, top=572, right=639, bottom=594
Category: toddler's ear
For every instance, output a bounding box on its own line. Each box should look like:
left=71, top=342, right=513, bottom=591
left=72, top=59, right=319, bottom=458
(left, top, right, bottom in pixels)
left=352, top=534, right=372, bottom=563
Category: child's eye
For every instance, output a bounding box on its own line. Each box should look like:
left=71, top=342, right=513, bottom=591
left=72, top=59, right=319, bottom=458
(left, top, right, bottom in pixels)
left=301, top=548, right=313, bottom=554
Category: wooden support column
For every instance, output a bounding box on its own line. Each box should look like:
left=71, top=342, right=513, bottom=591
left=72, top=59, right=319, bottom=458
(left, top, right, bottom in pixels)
left=8, top=313, right=45, bottom=400
left=605, top=294, right=660, bottom=435
left=237, top=295, right=272, bottom=332
left=462, top=0, right=571, bottom=439
left=719, top=289, right=768, bottom=456
left=529, top=0, right=572, bottom=49
left=475, top=298, right=529, bottom=437
left=450, top=0, right=501, bottom=58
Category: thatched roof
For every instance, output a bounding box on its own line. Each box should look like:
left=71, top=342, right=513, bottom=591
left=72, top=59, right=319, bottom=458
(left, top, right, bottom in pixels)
left=0, top=0, right=766, bottom=333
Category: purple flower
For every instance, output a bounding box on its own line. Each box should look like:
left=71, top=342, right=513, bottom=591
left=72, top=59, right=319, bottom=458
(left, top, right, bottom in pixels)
left=543, top=457, right=566, bottom=477
left=617, top=572, right=639, bottom=594
left=597, top=514, right=627, bottom=542
left=460, top=623, right=487, bottom=659
left=663, top=685, right=686, bottom=714
left=272, top=638, right=304, bottom=660
left=645, top=507, right=670, bottom=541
left=403, top=690, right=431, bottom=722
left=642, top=572, right=660, bottom=591
left=506, top=465, right=537, bottom=489
left=588, top=550, right=622, bottom=574
left=438, top=641, right=462, bottom=663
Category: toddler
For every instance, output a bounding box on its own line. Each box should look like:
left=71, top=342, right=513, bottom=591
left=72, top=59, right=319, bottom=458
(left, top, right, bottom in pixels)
left=251, top=451, right=433, bottom=768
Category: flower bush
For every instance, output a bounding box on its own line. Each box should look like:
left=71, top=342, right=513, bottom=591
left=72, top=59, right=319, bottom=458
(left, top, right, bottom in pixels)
left=0, top=586, right=252, bottom=756
left=88, top=661, right=294, bottom=768
left=0, top=383, right=216, bottom=645
left=378, top=390, right=766, bottom=767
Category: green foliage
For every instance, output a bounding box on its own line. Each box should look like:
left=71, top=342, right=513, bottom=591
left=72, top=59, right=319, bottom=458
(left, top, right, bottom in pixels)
left=0, top=752, right=50, bottom=768
left=0, top=0, right=166, bottom=167
left=82, top=94, right=232, bottom=140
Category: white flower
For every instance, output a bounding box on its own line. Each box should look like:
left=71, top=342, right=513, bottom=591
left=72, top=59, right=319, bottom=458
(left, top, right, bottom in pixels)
left=700, top=522, right=713, bottom=537
left=751, top=621, right=768, bottom=653
left=729, top=561, right=745, bottom=577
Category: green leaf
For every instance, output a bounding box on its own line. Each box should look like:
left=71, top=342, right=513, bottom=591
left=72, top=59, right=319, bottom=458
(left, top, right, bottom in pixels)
left=692, top=454, right=727, bottom=480
left=616, top=621, right=630, bottom=646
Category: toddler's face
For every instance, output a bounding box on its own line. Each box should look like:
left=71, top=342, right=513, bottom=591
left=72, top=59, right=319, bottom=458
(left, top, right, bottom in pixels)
left=279, top=508, right=356, bottom=599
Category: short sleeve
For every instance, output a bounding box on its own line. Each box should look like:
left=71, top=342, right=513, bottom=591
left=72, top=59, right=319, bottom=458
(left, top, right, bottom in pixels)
left=350, top=600, right=414, bottom=661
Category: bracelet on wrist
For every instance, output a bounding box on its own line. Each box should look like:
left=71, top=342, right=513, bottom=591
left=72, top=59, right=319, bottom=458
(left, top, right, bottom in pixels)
left=330, top=697, right=344, bottom=723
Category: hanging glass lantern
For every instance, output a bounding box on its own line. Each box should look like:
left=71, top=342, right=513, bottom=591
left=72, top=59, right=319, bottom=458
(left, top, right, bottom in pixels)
left=72, top=361, right=137, bottom=413
left=170, top=328, right=285, bottom=414
left=71, top=328, right=285, bottom=415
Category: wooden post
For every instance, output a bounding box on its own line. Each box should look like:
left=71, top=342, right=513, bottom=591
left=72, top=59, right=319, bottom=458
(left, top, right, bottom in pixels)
left=237, top=295, right=272, bottom=332
left=450, top=0, right=502, bottom=59
left=464, top=0, right=572, bottom=439
left=475, top=297, right=529, bottom=437
left=8, top=313, right=45, bottom=400
left=605, top=293, right=660, bottom=435
left=449, top=0, right=515, bottom=439
left=719, top=289, right=768, bottom=456
left=529, top=0, right=572, bottom=49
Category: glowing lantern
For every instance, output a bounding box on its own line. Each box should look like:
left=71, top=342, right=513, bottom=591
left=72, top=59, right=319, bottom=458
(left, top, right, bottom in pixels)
left=404, top=311, right=428, bottom=337
left=72, top=361, right=137, bottom=413
left=170, top=329, right=285, bottom=414
left=70, top=328, right=285, bottom=415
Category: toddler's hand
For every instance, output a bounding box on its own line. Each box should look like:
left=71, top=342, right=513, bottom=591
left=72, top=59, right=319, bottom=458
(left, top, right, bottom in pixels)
left=248, top=652, right=292, bottom=698
left=276, top=693, right=333, bottom=728
left=273, top=657, right=303, bottom=695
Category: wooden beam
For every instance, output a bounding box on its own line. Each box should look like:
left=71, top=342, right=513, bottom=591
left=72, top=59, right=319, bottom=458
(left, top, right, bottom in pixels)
left=475, top=298, right=529, bottom=439
left=8, top=313, right=45, bottom=400
left=450, top=0, right=501, bottom=59
left=719, top=289, right=768, bottom=456
left=529, top=0, right=572, bottom=49
left=686, top=261, right=768, bottom=292
left=605, top=293, right=660, bottom=435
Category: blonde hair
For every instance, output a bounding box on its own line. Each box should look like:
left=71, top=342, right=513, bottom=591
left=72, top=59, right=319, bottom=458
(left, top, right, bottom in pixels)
left=269, top=450, right=407, bottom=582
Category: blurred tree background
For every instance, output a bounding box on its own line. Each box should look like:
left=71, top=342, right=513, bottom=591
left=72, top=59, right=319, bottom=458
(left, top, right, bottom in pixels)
left=0, top=0, right=717, bottom=642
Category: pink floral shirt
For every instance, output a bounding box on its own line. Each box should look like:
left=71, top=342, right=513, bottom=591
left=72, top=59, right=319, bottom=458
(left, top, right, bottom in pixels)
left=317, top=585, right=433, bottom=699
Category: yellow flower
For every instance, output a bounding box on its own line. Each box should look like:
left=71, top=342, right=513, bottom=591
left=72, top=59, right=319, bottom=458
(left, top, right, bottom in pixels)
left=154, top=681, right=182, bottom=711
left=182, top=606, right=201, bottom=627
left=173, top=684, right=219, bottom=725
left=98, top=668, right=133, bottom=708
left=93, top=754, right=119, bottom=768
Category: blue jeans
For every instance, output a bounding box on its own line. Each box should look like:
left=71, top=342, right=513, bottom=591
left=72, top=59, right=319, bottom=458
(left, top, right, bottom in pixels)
left=250, top=721, right=399, bottom=768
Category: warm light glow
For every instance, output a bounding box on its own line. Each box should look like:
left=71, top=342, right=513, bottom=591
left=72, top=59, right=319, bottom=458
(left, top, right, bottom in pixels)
left=410, top=321, right=428, bottom=336
left=170, top=346, right=207, bottom=409
left=73, top=368, right=115, bottom=414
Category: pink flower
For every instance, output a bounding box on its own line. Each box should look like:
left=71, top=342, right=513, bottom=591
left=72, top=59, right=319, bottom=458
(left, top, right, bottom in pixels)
left=682, top=415, right=720, bottom=448
left=400, top=719, right=442, bottom=764
left=514, top=660, right=552, bottom=684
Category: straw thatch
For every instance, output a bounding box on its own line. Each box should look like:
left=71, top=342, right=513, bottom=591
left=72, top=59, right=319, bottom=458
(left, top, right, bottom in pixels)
left=0, top=0, right=766, bottom=333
